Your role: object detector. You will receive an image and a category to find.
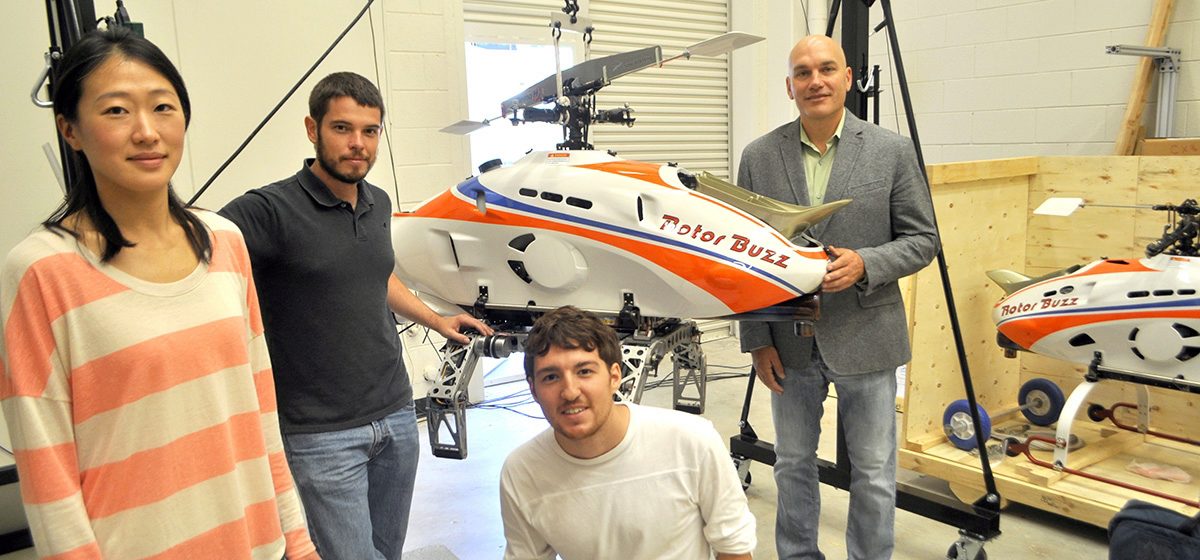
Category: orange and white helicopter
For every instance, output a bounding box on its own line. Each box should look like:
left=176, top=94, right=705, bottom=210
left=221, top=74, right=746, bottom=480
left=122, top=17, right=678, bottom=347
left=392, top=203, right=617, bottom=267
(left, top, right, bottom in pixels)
left=987, top=198, right=1199, bottom=381
left=391, top=11, right=848, bottom=458
left=978, top=197, right=1200, bottom=507
left=391, top=150, right=846, bottom=326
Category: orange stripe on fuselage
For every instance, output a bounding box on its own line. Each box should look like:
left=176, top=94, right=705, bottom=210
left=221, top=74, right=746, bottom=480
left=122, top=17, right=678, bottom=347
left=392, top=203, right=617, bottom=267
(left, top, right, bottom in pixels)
left=1000, top=259, right=1160, bottom=303
left=999, top=308, right=1200, bottom=350
left=405, top=191, right=799, bottom=312
left=577, top=161, right=674, bottom=188
left=1074, top=259, right=1157, bottom=277
left=578, top=161, right=822, bottom=255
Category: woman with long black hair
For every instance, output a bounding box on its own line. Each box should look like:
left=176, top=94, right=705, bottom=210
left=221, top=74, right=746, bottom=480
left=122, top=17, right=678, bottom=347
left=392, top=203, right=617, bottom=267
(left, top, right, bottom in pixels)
left=1, top=26, right=318, bottom=559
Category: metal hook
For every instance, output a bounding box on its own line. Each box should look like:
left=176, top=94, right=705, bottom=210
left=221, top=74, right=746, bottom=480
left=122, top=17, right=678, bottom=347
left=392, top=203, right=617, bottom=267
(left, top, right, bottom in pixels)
left=31, top=51, right=57, bottom=108
left=855, top=70, right=874, bottom=94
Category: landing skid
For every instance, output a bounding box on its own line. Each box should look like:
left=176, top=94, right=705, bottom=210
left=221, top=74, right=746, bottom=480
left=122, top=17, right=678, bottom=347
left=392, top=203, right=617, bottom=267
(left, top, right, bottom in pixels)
left=425, top=337, right=489, bottom=459
left=1002, top=351, right=1200, bottom=508
left=425, top=316, right=707, bottom=459
left=618, top=319, right=706, bottom=414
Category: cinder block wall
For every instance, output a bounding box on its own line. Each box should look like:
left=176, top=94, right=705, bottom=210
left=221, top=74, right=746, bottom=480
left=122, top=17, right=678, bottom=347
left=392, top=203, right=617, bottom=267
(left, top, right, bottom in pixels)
left=0, top=0, right=470, bottom=448
left=382, top=0, right=471, bottom=208
left=873, top=0, right=1200, bottom=163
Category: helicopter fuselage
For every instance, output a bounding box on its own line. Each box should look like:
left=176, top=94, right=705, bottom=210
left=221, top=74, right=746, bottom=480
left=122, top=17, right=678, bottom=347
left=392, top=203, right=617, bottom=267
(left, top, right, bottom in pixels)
left=994, top=254, right=1200, bottom=380
left=392, top=150, right=830, bottom=321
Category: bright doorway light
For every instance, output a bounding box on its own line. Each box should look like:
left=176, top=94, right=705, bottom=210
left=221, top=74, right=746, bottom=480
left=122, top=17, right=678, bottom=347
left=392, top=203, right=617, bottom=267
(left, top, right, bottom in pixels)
left=464, top=42, right=573, bottom=171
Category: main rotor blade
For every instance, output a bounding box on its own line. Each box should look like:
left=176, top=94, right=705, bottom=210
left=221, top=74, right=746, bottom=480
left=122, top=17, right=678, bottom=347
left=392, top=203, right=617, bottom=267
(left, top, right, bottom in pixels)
left=1033, top=197, right=1084, bottom=216
left=1034, top=197, right=1156, bottom=216
left=686, top=32, right=764, bottom=57
left=500, top=46, right=663, bottom=113
left=440, top=120, right=491, bottom=135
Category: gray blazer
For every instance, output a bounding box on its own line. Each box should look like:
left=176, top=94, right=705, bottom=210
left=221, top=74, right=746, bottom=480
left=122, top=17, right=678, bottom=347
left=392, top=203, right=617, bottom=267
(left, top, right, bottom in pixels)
left=737, top=112, right=939, bottom=375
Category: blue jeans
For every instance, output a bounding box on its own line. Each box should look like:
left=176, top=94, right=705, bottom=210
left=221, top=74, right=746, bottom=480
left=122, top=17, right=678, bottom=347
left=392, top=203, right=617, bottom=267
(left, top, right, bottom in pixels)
left=282, top=404, right=419, bottom=560
left=772, top=347, right=897, bottom=560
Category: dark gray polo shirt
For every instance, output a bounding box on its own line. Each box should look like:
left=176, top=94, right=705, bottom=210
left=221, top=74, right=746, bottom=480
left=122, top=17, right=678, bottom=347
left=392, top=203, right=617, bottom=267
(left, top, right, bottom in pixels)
left=219, top=160, right=410, bottom=434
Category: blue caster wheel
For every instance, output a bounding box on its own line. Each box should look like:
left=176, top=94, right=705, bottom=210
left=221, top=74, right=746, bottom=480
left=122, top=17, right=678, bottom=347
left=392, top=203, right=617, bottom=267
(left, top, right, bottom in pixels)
left=943, top=399, right=991, bottom=451
left=1018, top=378, right=1065, bottom=426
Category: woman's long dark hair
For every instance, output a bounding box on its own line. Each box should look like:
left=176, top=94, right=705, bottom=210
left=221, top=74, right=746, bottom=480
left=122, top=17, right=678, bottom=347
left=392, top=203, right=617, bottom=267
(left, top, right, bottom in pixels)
left=44, top=26, right=210, bottom=264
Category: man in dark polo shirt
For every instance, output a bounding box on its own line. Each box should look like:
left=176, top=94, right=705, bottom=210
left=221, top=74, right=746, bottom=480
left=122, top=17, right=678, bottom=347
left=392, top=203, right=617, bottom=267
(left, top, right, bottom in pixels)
left=220, top=72, right=491, bottom=560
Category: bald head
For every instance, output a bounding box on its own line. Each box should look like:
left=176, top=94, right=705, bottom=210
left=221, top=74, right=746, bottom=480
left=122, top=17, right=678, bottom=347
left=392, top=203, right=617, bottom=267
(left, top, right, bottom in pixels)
left=788, top=35, right=847, bottom=72
left=784, top=35, right=852, bottom=125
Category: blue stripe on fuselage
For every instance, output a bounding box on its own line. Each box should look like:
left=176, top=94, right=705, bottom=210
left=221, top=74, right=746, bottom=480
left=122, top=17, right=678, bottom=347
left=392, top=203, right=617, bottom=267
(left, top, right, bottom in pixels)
left=454, top=178, right=808, bottom=295
left=996, top=297, right=1200, bottom=327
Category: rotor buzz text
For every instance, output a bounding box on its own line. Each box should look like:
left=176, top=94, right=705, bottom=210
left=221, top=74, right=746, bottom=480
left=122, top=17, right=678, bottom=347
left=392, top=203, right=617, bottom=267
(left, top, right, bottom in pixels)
left=659, top=214, right=790, bottom=269
left=999, top=296, right=1080, bottom=317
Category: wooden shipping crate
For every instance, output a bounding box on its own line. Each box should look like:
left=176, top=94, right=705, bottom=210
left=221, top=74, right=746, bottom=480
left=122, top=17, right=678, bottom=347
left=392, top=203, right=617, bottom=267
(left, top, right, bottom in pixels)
left=900, top=155, right=1200, bottom=528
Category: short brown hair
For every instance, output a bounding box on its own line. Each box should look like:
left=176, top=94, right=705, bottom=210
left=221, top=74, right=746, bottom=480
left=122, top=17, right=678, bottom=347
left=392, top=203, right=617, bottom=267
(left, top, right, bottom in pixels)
left=309, top=71, right=385, bottom=126
left=524, top=306, right=621, bottom=379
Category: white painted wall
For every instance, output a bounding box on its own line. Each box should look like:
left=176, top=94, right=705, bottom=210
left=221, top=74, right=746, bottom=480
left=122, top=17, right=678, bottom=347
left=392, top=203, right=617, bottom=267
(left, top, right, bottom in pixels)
left=731, top=0, right=1200, bottom=168
left=13, top=1, right=1193, bottom=268
left=1, top=0, right=469, bottom=264
left=0, top=0, right=469, bottom=449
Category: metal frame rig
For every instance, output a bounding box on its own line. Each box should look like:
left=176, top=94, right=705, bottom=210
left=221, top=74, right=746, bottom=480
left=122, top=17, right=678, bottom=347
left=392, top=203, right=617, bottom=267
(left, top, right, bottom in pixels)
left=424, top=4, right=766, bottom=459
left=1145, top=198, right=1198, bottom=258
left=423, top=304, right=708, bottom=460
left=441, top=0, right=762, bottom=151
left=497, top=43, right=654, bottom=151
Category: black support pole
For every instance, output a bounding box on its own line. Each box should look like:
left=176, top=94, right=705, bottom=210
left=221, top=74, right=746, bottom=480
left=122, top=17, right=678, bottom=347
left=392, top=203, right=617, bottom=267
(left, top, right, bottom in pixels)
left=44, top=0, right=100, bottom=192
left=840, top=0, right=870, bottom=119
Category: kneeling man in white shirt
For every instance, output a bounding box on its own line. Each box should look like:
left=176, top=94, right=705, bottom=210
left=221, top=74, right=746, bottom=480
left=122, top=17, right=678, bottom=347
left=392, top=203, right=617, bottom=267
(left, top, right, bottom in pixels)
left=500, top=306, right=756, bottom=560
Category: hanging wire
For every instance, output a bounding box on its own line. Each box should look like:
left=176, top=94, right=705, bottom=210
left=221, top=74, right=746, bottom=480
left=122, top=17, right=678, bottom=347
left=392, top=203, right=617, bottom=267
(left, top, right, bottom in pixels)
left=367, top=6, right=402, bottom=205
left=187, top=0, right=375, bottom=206
left=882, top=26, right=903, bottom=135
left=800, top=0, right=811, bottom=35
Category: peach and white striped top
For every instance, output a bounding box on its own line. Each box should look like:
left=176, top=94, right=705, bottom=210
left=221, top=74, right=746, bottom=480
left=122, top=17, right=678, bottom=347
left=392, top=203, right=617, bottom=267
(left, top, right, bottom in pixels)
left=0, top=211, right=317, bottom=560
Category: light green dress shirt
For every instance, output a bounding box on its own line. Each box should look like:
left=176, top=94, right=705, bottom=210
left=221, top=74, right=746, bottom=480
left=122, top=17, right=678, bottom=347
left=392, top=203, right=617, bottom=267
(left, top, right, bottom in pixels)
left=798, top=109, right=847, bottom=205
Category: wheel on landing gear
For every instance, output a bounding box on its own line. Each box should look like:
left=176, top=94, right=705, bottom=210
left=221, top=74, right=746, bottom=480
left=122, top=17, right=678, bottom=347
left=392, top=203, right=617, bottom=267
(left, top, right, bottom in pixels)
left=732, top=455, right=752, bottom=491
left=1018, top=377, right=1065, bottom=426
left=943, top=399, right=991, bottom=450
left=1002, top=436, right=1023, bottom=458
left=947, top=543, right=987, bottom=560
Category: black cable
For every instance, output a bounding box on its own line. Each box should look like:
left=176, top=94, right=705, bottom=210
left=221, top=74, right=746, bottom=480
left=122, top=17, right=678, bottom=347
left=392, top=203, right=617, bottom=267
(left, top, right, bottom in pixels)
left=467, top=383, right=542, bottom=418
left=187, top=0, right=375, bottom=206
left=883, top=26, right=902, bottom=135
left=366, top=6, right=402, bottom=205
left=474, top=386, right=533, bottom=405
left=702, top=365, right=748, bottom=372
left=643, top=369, right=751, bottom=391
left=473, top=405, right=545, bottom=420
left=397, top=322, right=419, bottom=335
left=799, top=0, right=811, bottom=35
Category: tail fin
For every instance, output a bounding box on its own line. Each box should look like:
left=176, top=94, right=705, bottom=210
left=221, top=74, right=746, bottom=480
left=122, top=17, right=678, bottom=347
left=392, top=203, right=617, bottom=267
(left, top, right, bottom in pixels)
left=694, top=171, right=850, bottom=239
left=987, top=269, right=1032, bottom=295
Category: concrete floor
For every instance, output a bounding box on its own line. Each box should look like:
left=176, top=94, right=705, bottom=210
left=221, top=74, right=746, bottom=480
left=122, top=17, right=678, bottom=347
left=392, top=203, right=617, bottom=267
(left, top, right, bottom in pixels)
left=0, top=336, right=1111, bottom=560
left=403, top=336, right=1111, bottom=559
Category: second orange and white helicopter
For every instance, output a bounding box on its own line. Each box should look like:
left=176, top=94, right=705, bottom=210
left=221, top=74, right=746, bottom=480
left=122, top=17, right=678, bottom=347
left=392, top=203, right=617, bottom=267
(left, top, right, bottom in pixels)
left=974, top=198, right=1200, bottom=508
left=988, top=198, right=1200, bottom=382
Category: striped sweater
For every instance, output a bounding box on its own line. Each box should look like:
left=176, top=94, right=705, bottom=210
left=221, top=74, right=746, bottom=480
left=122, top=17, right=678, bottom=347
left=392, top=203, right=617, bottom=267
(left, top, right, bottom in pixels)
left=0, top=212, right=317, bottom=560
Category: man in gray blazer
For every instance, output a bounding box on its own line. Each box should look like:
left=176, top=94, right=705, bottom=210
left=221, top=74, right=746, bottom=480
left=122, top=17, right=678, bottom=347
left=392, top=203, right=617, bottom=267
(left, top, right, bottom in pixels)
left=738, top=35, right=939, bottom=559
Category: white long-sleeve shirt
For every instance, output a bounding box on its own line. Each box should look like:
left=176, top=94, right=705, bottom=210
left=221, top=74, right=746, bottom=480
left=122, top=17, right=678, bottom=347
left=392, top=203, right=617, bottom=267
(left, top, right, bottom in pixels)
left=500, top=403, right=756, bottom=559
